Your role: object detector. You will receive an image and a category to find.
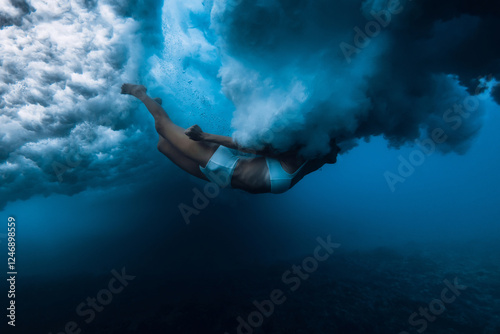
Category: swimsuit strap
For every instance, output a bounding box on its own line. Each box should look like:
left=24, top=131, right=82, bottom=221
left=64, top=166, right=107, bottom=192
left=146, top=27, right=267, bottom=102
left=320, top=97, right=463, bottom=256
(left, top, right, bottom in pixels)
left=289, top=160, right=308, bottom=177
left=266, top=158, right=309, bottom=194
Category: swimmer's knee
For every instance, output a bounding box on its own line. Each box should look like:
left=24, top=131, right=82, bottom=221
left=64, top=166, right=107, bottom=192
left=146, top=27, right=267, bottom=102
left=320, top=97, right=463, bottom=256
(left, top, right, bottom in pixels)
left=154, top=119, right=165, bottom=133
left=157, top=137, right=167, bottom=152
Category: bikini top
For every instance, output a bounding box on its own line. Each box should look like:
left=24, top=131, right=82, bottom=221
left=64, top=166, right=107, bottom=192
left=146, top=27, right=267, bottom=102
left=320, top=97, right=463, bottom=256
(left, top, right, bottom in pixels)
left=199, top=145, right=307, bottom=194
left=265, top=157, right=308, bottom=194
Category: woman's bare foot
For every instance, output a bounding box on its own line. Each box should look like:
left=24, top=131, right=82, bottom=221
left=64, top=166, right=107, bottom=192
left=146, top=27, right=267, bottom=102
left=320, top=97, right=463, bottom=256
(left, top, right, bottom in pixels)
left=121, top=83, right=147, bottom=100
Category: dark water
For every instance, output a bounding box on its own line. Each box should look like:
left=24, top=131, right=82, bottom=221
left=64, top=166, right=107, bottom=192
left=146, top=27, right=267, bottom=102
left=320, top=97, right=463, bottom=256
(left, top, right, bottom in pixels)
left=6, top=238, right=500, bottom=334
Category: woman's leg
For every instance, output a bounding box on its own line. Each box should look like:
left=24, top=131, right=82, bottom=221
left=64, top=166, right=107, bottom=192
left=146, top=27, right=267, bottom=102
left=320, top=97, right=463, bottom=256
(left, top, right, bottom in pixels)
left=156, top=136, right=209, bottom=180
left=121, top=84, right=217, bottom=167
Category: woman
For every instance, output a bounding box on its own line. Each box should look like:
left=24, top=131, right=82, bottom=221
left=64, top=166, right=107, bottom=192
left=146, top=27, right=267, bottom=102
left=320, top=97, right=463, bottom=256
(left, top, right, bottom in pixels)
left=121, top=84, right=341, bottom=194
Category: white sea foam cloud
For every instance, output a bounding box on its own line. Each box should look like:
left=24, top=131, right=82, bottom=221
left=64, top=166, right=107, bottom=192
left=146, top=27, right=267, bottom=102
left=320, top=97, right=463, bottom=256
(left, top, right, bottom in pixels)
left=153, top=0, right=496, bottom=159
left=0, top=0, right=154, bottom=208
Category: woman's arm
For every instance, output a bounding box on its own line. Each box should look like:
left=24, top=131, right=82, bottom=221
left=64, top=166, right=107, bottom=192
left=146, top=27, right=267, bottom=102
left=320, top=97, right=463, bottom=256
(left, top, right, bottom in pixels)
left=184, top=125, right=274, bottom=156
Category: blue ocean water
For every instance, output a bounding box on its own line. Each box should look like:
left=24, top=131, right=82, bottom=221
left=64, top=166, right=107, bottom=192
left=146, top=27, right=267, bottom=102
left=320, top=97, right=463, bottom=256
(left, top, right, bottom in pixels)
left=1, top=0, right=500, bottom=333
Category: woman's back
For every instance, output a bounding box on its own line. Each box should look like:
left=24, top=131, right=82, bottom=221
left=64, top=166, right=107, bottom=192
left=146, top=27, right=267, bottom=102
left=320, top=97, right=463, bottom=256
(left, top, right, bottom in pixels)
left=231, top=157, right=270, bottom=193
left=231, top=154, right=323, bottom=194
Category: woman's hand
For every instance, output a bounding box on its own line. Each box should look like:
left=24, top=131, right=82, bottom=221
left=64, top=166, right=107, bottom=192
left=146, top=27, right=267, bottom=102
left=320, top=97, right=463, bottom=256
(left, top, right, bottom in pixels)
left=184, top=125, right=205, bottom=141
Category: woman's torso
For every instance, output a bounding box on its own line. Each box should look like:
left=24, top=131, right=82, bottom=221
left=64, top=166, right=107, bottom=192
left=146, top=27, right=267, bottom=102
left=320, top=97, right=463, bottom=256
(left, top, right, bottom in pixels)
left=231, top=157, right=270, bottom=193
left=231, top=155, right=322, bottom=193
